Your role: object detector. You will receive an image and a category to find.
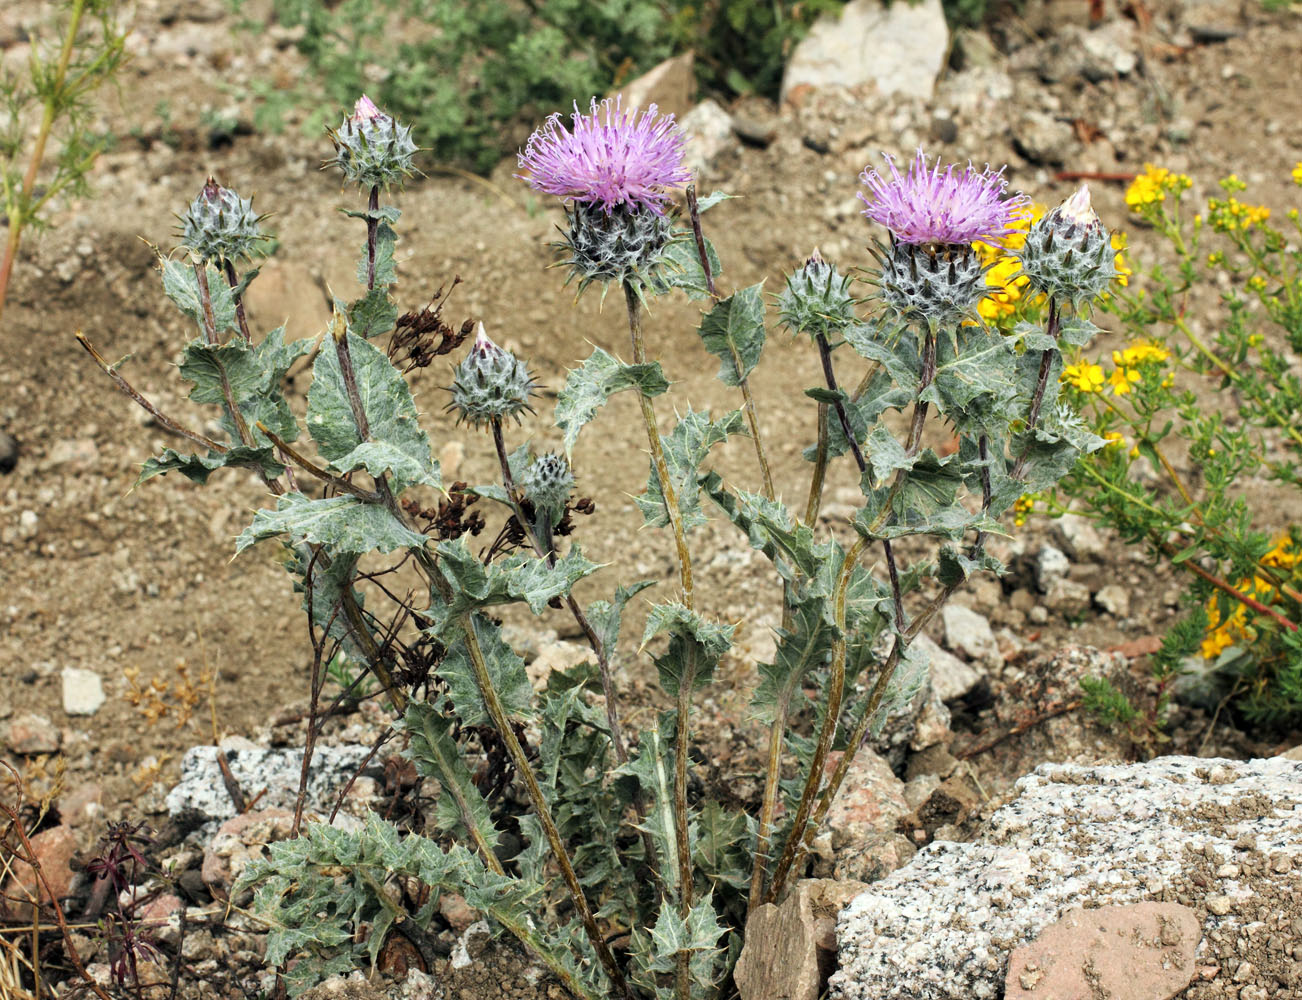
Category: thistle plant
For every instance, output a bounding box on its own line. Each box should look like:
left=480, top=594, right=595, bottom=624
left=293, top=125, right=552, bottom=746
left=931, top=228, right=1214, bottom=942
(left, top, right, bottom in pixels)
left=1035, top=163, right=1302, bottom=730
left=82, top=90, right=1113, bottom=999
left=0, top=0, right=128, bottom=326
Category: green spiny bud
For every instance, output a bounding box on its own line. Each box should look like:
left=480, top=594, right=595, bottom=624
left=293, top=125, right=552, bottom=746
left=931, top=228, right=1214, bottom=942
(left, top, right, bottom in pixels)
left=446, top=324, right=536, bottom=428
left=178, top=177, right=266, bottom=263
left=556, top=202, right=675, bottom=294
left=871, top=238, right=986, bottom=329
left=778, top=248, right=857, bottom=337
left=327, top=95, right=418, bottom=189
left=523, top=452, right=574, bottom=530
left=1017, top=185, right=1117, bottom=309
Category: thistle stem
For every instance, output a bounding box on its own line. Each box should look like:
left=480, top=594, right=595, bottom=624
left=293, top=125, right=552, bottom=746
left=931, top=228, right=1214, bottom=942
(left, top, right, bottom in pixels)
left=766, top=535, right=865, bottom=902
left=623, top=279, right=697, bottom=998
left=223, top=258, right=252, bottom=342
left=366, top=185, right=379, bottom=290
left=804, top=402, right=830, bottom=524
left=460, top=611, right=633, bottom=1000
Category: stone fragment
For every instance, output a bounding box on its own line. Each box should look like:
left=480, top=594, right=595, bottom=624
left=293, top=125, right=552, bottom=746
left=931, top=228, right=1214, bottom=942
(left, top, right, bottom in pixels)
left=242, top=259, right=331, bottom=342
left=679, top=99, right=737, bottom=175
left=1004, top=902, right=1200, bottom=1000
left=1043, top=578, right=1091, bottom=617
left=823, top=748, right=911, bottom=847
left=608, top=51, right=695, bottom=120
left=1054, top=513, right=1107, bottom=561
left=201, top=809, right=297, bottom=900
left=0, top=430, right=18, bottom=473
left=781, top=0, right=949, bottom=103
left=1, top=825, right=78, bottom=920
left=941, top=604, right=999, bottom=665
left=62, top=667, right=105, bottom=716
left=1034, top=544, right=1070, bottom=591
left=1013, top=110, right=1075, bottom=166
left=438, top=892, right=480, bottom=934
left=527, top=639, right=591, bottom=687
left=913, top=633, right=981, bottom=703
left=830, top=756, right=1302, bottom=1000
left=1094, top=583, right=1131, bottom=617
left=5, top=712, right=61, bottom=755
left=737, top=879, right=868, bottom=1000
left=165, top=744, right=373, bottom=824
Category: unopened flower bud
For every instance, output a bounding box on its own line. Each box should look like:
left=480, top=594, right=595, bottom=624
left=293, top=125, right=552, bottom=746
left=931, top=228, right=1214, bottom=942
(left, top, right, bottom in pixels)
left=327, top=94, right=418, bottom=189
left=558, top=201, right=675, bottom=293
left=524, top=452, right=574, bottom=529
left=872, top=239, right=987, bottom=328
left=178, top=177, right=266, bottom=263
left=778, top=248, right=857, bottom=337
left=446, top=324, right=536, bottom=428
left=1017, top=185, right=1117, bottom=308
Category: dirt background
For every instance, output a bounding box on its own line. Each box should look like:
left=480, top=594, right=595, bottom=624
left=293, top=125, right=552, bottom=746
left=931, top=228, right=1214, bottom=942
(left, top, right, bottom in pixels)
left=1, top=0, right=1302, bottom=993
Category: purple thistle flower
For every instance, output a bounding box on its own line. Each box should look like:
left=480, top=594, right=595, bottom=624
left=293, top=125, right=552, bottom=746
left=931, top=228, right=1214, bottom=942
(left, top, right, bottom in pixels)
left=517, top=97, right=692, bottom=216
left=859, top=149, right=1029, bottom=246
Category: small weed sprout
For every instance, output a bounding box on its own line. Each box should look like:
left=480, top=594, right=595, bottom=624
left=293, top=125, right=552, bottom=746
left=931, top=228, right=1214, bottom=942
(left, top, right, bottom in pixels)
left=83, top=95, right=1116, bottom=997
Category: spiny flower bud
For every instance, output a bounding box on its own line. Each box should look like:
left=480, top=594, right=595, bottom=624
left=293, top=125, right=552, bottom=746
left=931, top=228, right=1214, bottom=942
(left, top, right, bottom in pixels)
left=557, top=201, right=675, bottom=293
left=778, top=248, right=857, bottom=337
left=871, top=239, right=987, bottom=329
left=1016, top=185, right=1117, bottom=308
left=178, top=177, right=266, bottom=263
left=523, top=452, right=574, bottom=530
left=327, top=95, right=418, bottom=189
left=446, top=324, right=536, bottom=428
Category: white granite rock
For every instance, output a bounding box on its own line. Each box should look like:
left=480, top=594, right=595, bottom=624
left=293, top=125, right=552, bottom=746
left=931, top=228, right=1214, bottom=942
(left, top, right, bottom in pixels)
left=781, top=0, right=949, bottom=102
left=61, top=667, right=105, bottom=716
left=940, top=604, right=999, bottom=666
left=831, top=756, right=1302, bottom=1000
left=912, top=634, right=982, bottom=703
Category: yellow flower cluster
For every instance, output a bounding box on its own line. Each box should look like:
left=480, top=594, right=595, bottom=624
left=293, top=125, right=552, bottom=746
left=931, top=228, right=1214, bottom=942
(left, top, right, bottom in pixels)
left=1012, top=494, right=1034, bottom=527
left=1111, top=232, right=1131, bottom=287
left=1062, top=362, right=1104, bottom=392
left=1112, top=341, right=1171, bottom=366
left=1103, top=430, right=1125, bottom=448
left=1125, top=164, right=1192, bottom=210
left=974, top=204, right=1043, bottom=323
left=1207, top=196, right=1270, bottom=233
left=1201, top=535, right=1301, bottom=659
left=1294, top=161, right=1302, bottom=186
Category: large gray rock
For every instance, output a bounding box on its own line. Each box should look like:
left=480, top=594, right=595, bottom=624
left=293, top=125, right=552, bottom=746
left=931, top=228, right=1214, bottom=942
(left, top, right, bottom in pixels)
left=831, top=756, right=1302, bottom=1000
left=781, top=0, right=949, bottom=103
left=165, top=744, right=374, bottom=824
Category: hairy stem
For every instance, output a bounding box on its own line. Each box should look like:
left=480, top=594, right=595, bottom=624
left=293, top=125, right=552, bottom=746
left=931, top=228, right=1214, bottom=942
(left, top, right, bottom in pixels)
left=624, top=279, right=697, bottom=997
left=767, top=535, right=866, bottom=902
left=366, top=185, right=379, bottom=290
left=804, top=402, right=831, bottom=524
left=223, top=257, right=252, bottom=342
left=460, top=612, right=633, bottom=1000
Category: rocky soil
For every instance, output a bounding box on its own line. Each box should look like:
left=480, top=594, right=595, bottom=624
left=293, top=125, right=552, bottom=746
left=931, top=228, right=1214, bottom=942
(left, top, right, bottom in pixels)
left=2, top=0, right=1302, bottom=997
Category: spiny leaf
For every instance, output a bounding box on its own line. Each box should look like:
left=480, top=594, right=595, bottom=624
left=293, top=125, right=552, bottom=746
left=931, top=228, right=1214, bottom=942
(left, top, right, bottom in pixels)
left=650, top=229, right=723, bottom=301
left=236, top=492, right=427, bottom=555
left=437, top=613, right=534, bottom=728
left=644, top=603, right=736, bottom=697
left=584, top=580, right=657, bottom=659
left=697, top=282, right=766, bottom=387
left=162, top=257, right=237, bottom=336
left=307, top=328, right=433, bottom=491
left=138, top=445, right=284, bottom=486
left=636, top=408, right=747, bottom=531
left=614, top=723, right=681, bottom=894
left=402, top=702, right=500, bottom=850
left=554, top=347, right=669, bottom=455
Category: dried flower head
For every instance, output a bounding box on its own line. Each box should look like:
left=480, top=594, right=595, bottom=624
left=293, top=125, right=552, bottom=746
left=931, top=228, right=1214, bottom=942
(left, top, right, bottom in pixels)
left=860, top=149, right=1029, bottom=246
left=517, top=97, right=691, bottom=215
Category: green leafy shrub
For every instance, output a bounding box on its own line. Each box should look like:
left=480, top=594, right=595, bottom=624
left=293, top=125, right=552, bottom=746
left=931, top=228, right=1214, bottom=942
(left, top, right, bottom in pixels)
left=230, top=0, right=842, bottom=171
left=1020, top=163, right=1302, bottom=731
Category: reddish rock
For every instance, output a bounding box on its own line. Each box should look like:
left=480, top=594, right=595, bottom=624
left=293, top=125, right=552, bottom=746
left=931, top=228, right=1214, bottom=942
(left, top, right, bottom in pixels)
left=1, top=824, right=79, bottom=920
left=822, top=748, right=910, bottom=844
left=5, top=712, right=61, bottom=755
left=438, top=891, right=479, bottom=934
left=60, top=781, right=104, bottom=830
left=200, top=809, right=297, bottom=900
left=1005, top=902, right=1200, bottom=1000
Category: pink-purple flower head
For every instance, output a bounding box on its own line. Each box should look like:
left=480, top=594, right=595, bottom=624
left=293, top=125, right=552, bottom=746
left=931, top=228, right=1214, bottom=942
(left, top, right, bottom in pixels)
left=517, top=97, right=692, bottom=216
left=859, top=149, right=1030, bottom=246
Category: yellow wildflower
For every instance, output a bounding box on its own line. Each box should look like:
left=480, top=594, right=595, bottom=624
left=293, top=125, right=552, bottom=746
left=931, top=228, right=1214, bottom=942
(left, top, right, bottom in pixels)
left=1293, top=161, right=1302, bottom=186
left=1112, top=341, right=1170, bottom=366
left=1246, top=275, right=1267, bottom=292
left=1125, top=164, right=1192, bottom=210
left=1103, top=431, right=1125, bottom=448
left=1108, top=367, right=1141, bottom=395
left=1012, top=494, right=1035, bottom=527
left=1111, top=231, right=1131, bottom=287
left=1208, top=196, right=1270, bottom=233
left=1062, top=363, right=1105, bottom=392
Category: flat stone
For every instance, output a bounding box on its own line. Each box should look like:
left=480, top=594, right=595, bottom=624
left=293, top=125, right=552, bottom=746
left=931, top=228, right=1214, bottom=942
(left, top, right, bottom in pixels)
left=781, top=0, right=949, bottom=103
left=941, top=604, right=999, bottom=666
left=165, top=744, right=374, bottom=824
left=1094, top=583, right=1131, bottom=617
left=527, top=639, right=591, bottom=687
left=5, top=712, right=61, bottom=755
left=1035, top=544, right=1071, bottom=590
left=680, top=98, right=737, bottom=175
left=823, top=748, right=911, bottom=846
left=737, top=880, right=868, bottom=1000
left=1, top=824, right=78, bottom=920
left=1054, top=514, right=1107, bottom=561
left=913, top=633, right=982, bottom=703
left=61, top=667, right=105, bottom=716
left=608, top=51, right=695, bottom=120
left=831, top=756, right=1302, bottom=1000
left=1043, top=578, right=1091, bottom=617
left=1005, top=902, right=1199, bottom=1000
left=242, top=259, right=331, bottom=343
